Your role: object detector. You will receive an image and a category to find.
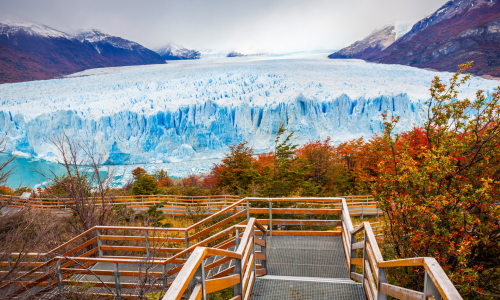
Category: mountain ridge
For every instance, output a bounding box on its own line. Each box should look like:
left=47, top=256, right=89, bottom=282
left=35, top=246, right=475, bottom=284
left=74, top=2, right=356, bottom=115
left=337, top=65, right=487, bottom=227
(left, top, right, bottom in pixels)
left=0, top=18, right=165, bottom=84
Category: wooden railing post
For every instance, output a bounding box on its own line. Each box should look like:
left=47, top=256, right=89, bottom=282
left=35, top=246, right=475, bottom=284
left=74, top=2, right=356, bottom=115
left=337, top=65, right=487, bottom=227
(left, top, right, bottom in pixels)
left=252, top=227, right=257, bottom=275
left=189, top=261, right=206, bottom=300
left=56, top=260, right=63, bottom=292
left=269, top=199, right=273, bottom=237
left=171, top=203, right=174, bottom=219
left=377, top=267, right=388, bottom=300
left=246, top=200, right=250, bottom=221
left=145, top=231, right=150, bottom=257
left=261, top=225, right=267, bottom=271
left=361, top=204, right=364, bottom=221
left=113, top=263, right=123, bottom=300
left=184, top=230, right=190, bottom=258
left=423, top=271, right=442, bottom=300
left=233, top=256, right=243, bottom=297
left=350, top=232, right=357, bottom=274
left=362, top=230, right=367, bottom=287
left=235, top=228, right=240, bottom=249
left=96, top=229, right=103, bottom=258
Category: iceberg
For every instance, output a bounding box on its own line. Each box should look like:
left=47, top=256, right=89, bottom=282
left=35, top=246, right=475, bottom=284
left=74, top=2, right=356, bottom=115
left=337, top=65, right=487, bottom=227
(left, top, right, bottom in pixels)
left=1, top=53, right=498, bottom=166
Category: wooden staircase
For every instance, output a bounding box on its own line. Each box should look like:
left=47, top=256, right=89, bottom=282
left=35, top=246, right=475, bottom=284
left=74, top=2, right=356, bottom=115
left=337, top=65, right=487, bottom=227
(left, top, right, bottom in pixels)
left=0, top=197, right=462, bottom=300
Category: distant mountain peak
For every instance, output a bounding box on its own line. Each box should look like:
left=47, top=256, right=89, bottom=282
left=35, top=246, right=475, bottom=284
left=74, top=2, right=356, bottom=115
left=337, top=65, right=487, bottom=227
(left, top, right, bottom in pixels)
left=329, top=24, right=399, bottom=60
left=0, top=17, right=72, bottom=40
left=155, top=43, right=201, bottom=60
left=397, top=0, right=497, bottom=44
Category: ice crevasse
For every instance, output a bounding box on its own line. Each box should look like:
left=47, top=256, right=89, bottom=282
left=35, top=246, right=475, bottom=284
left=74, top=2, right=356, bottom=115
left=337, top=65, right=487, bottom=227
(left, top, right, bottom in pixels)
left=0, top=56, right=497, bottom=164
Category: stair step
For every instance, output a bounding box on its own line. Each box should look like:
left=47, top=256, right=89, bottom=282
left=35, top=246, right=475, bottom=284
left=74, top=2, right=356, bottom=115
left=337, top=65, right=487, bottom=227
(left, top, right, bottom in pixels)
left=252, top=277, right=366, bottom=300
left=259, top=275, right=361, bottom=284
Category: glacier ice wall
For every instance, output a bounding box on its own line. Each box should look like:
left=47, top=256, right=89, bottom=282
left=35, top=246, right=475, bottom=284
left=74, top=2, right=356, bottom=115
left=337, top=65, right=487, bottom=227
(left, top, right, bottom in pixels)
left=1, top=55, right=498, bottom=165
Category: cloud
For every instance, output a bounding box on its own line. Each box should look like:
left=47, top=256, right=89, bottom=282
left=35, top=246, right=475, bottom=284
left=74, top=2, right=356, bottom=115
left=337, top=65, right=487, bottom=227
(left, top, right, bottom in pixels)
left=0, top=0, right=449, bottom=52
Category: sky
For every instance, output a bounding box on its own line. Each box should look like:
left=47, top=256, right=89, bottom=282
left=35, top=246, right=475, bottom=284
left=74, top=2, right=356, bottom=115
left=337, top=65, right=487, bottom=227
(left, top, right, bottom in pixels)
left=0, top=0, right=449, bottom=52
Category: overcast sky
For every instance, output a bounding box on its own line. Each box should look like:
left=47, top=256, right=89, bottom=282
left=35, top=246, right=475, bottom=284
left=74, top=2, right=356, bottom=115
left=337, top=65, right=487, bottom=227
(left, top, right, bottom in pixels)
left=1, top=0, right=448, bottom=52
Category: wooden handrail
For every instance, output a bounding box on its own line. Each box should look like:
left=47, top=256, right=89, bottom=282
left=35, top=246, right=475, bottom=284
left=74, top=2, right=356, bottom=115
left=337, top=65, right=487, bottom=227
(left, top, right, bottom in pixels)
left=163, top=217, right=266, bottom=300
left=343, top=206, right=462, bottom=300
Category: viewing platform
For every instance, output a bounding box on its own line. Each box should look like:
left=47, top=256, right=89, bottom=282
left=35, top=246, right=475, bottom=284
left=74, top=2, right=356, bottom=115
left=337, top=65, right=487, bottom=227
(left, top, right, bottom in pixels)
left=0, top=197, right=461, bottom=300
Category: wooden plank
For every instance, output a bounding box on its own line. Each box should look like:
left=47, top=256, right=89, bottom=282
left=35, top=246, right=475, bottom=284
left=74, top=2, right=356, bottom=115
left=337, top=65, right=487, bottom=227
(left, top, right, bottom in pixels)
left=242, top=254, right=254, bottom=296
left=250, top=208, right=341, bottom=215
left=189, top=210, right=246, bottom=242
left=350, top=224, right=365, bottom=235
left=99, top=245, right=183, bottom=253
left=206, top=248, right=242, bottom=260
left=364, top=259, right=377, bottom=300
left=243, top=271, right=255, bottom=300
left=254, top=237, right=266, bottom=247
left=341, top=232, right=351, bottom=268
left=257, top=219, right=341, bottom=226
left=241, top=237, right=254, bottom=275
left=365, top=243, right=379, bottom=283
left=364, top=223, right=384, bottom=263
left=188, top=283, right=203, bottom=300
left=379, top=282, right=423, bottom=300
left=98, top=235, right=184, bottom=244
left=255, top=252, right=266, bottom=261
left=271, top=231, right=341, bottom=236
left=95, top=225, right=185, bottom=232
left=256, top=268, right=267, bottom=276
left=364, top=278, right=374, bottom=300
left=60, top=268, right=163, bottom=278
left=187, top=198, right=247, bottom=231
left=55, top=256, right=167, bottom=265
left=236, top=219, right=255, bottom=255
left=61, top=280, right=163, bottom=290
left=206, top=274, right=240, bottom=294
left=378, top=258, right=424, bottom=268
left=350, top=272, right=363, bottom=283
left=351, top=241, right=365, bottom=250
left=163, top=247, right=208, bottom=300
left=423, top=257, right=463, bottom=300
left=351, top=258, right=363, bottom=266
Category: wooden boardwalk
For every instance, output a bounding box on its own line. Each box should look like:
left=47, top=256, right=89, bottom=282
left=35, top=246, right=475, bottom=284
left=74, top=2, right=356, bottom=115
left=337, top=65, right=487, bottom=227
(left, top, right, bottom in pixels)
left=0, top=197, right=461, bottom=300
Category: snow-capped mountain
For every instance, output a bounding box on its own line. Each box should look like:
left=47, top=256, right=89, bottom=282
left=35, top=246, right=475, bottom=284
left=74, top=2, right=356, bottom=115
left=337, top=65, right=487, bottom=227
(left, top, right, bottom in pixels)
left=1, top=54, right=498, bottom=165
left=0, top=17, right=71, bottom=39
left=328, top=24, right=406, bottom=60
left=155, top=43, right=201, bottom=60
left=0, top=18, right=165, bottom=84
left=370, top=0, right=500, bottom=76
left=396, top=0, right=497, bottom=45
left=76, top=29, right=165, bottom=65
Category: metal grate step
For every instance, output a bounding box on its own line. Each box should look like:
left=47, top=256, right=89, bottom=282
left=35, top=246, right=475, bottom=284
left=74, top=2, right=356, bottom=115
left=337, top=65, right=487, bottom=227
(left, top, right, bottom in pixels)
left=251, top=277, right=366, bottom=300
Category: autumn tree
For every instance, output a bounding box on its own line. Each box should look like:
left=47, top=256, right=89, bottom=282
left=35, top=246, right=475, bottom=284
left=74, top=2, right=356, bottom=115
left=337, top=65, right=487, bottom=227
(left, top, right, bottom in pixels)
left=295, top=138, right=351, bottom=196
left=375, top=63, right=500, bottom=297
left=260, top=124, right=318, bottom=197
left=210, top=142, right=258, bottom=195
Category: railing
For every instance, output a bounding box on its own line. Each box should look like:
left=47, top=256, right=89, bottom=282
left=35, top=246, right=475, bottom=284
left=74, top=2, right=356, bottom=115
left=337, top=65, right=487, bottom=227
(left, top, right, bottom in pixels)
left=164, top=218, right=267, bottom=300
left=340, top=199, right=462, bottom=300
left=1, top=196, right=459, bottom=299
left=164, top=198, right=462, bottom=300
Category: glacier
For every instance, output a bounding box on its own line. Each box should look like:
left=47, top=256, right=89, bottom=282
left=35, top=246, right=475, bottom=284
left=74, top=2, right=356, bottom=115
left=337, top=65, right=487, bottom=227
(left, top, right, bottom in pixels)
left=1, top=52, right=499, bottom=171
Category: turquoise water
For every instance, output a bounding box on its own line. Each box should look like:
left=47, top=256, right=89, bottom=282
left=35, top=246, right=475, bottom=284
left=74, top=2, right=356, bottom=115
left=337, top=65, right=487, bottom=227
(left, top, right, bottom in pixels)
left=0, top=154, right=220, bottom=189
left=0, top=154, right=68, bottom=188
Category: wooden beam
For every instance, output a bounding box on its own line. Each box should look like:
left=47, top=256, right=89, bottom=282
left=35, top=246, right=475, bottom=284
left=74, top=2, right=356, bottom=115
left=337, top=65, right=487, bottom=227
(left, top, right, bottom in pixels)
left=205, top=274, right=240, bottom=294
left=163, top=247, right=208, bottom=300
left=378, top=258, right=424, bottom=268
left=379, top=282, right=423, bottom=300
